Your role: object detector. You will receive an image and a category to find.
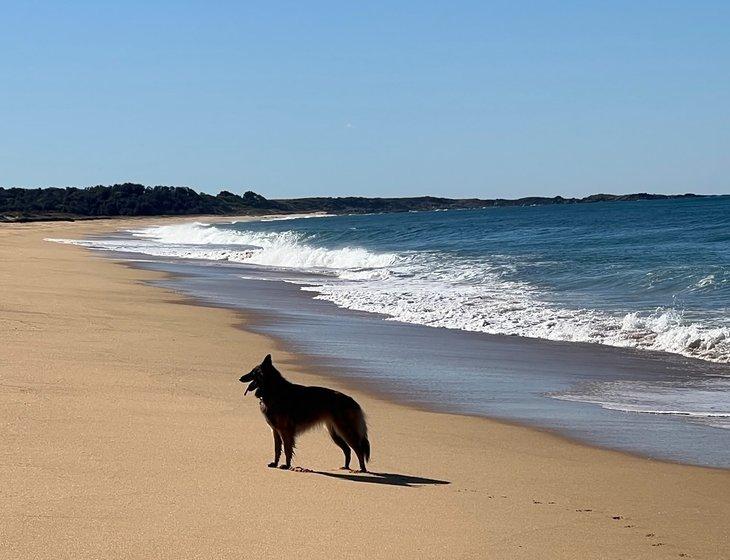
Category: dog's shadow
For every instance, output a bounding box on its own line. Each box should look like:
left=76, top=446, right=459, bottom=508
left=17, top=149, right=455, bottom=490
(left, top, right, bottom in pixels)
left=312, top=470, right=450, bottom=488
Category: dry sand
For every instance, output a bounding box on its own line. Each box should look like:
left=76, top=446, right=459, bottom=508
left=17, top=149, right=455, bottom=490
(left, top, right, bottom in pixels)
left=1, top=218, right=728, bottom=559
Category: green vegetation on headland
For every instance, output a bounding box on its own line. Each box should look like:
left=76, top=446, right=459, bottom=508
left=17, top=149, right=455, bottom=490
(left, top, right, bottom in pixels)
left=0, top=183, right=706, bottom=222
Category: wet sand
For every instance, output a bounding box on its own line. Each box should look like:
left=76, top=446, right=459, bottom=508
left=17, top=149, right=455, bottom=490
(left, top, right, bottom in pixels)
left=1, top=218, right=729, bottom=559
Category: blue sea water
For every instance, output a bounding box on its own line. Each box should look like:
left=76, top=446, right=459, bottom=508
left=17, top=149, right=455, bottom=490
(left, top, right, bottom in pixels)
left=49, top=196, right=730, bottom=465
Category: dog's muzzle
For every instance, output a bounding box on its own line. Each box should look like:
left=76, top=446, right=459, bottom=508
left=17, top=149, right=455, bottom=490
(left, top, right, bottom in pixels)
left=239, top=373, right=258, bottom=396
left=244, top=380, right=258, bottom=396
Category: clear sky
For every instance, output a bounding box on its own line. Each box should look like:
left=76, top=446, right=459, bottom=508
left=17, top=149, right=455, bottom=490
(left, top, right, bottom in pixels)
left=2, top=1, right=728, bottom=198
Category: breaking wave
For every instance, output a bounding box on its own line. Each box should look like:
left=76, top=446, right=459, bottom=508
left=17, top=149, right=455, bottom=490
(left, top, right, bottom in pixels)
left=49, top=221, right=396, bottom=271
left=303, top=275, right=729, bottom=364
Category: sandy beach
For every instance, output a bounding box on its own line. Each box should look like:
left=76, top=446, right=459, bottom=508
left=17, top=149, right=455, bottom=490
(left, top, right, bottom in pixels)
left=2, top=218, right=728, bottom=560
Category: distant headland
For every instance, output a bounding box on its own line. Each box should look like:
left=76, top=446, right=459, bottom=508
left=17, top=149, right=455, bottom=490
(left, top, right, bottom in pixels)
left=0, top=183, right=709, bottom=222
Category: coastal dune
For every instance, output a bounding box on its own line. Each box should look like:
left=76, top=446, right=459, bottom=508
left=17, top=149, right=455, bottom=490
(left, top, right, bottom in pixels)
left=1, top=219, right=728, bottom=559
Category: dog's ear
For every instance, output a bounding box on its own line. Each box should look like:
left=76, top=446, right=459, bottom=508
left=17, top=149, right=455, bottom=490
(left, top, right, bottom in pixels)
left=262, top=354, right=273, bottom=369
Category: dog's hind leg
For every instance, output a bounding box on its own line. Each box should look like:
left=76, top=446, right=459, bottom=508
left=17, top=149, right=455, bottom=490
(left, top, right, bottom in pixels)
left=333, top=411, right=369, bottom=472
left=353, top=444, right=368, bottom=473
left=279, top=431, right=295, bottom=470
left=269, top=429, right=282, bottom=468
left=327, top=424, right=351, bottom=470
left=336, top=426, right=368, bottom=473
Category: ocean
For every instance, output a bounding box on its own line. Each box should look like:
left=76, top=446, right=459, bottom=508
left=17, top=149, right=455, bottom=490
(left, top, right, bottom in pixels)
left=50, top=196, right=730, bottom=467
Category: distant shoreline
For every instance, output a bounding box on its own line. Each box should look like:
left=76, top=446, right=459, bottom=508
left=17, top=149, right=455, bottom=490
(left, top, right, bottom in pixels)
left=1, top=182, right=719, bottom=222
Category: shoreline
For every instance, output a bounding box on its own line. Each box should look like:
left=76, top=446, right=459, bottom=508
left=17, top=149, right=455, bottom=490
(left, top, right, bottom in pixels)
left=124, top=248, right=728, bottom=469
left=138, top=259, right=728, bottom=472
left=2, top=217, right=729, bottom=559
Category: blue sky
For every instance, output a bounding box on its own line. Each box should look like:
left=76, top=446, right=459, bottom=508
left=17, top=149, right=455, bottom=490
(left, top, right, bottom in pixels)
left=1, top=1, right=728, bottom=198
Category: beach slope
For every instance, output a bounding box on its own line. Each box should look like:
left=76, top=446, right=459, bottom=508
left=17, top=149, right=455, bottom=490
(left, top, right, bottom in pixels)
left=1, top=219, right=728, bottom=559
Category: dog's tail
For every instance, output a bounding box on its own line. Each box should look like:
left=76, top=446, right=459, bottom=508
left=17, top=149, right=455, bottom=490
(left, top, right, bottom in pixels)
left=357, top=411, right=371, bottom=463
left=362, top=433, right=371, bottom=463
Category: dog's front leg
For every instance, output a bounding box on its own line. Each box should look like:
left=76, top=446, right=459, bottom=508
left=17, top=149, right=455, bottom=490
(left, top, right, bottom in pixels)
left=280, top=432, right=295, bottom=470
left=269, top=430, right=282, bottom=468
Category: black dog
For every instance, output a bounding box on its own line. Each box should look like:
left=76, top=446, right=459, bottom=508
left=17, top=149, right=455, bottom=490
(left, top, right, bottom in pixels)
left=240, top=355, right=370, bottom=472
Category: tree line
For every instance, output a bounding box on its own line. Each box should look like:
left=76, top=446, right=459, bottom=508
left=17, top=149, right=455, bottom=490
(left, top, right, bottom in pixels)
left=0, top=184, right=276, bottom=219
left=0, top=183, right=703, bottom=221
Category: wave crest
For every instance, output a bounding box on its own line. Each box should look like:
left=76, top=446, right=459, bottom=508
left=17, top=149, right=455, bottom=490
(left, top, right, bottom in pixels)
left=52, top=221, right=397, bottom=271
